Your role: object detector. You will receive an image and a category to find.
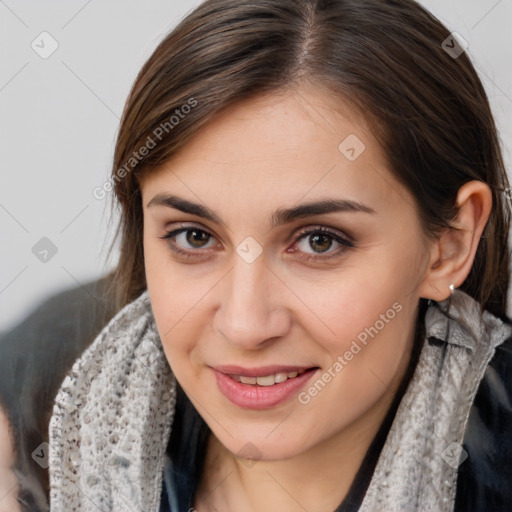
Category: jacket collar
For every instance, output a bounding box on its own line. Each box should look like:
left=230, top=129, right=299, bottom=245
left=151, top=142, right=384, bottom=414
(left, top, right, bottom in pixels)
left=359, top=290, right=511, bottom=512
left=425, top=291, right=509, bottom=352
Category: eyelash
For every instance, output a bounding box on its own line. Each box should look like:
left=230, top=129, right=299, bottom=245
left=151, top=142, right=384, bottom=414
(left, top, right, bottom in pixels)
left=158, top=224, right=354, bottom=262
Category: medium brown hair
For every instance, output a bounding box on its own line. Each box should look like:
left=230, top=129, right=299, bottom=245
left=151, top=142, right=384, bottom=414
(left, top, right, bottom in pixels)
left=106, top=0, right=511, bottom=320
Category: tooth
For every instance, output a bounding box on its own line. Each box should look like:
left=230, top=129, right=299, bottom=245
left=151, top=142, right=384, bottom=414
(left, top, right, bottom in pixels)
left=287, top=371, right=298, bottom=378
left=274, top=372, right=288, bottom=383
left=256, top=375, right=276, bottom=386
left=240, top=375, right=257, bottom=385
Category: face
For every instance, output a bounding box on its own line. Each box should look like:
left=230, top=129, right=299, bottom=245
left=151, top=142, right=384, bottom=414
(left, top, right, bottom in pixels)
left=141, top=84, right=431, bottom=461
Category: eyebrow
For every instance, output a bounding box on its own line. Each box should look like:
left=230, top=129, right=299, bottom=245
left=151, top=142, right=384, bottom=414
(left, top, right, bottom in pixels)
left=147, top=194, right=376, bottom=228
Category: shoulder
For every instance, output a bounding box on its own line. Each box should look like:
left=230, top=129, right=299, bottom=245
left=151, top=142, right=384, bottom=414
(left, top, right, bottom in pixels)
left=455, top=334, right=512, bottom=512
left=0, top=275, right=116, bottom=512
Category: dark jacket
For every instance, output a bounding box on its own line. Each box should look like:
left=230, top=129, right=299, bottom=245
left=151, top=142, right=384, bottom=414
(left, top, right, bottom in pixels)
left=0, top=276, right=116, bottom=512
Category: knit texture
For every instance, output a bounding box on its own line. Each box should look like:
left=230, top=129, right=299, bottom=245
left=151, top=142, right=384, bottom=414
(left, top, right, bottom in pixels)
left=49, top=291, right=177, bottom=511
left=359, top=292, right=511, bottom=511
left=48, top=290, right=511, bottom=511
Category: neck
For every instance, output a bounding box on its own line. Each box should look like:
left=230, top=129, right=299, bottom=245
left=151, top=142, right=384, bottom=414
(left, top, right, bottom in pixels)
left=194, top=376, right=405, bottom=512
left=193, top=320, right=423, bottom=512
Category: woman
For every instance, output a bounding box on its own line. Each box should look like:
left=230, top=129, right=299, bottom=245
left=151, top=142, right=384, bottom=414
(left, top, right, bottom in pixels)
left=48, top=0, right=512, bottom=511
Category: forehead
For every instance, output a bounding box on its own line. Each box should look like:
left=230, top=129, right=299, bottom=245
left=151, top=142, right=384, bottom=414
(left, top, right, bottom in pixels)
left=157, top=86, right=375, bottom=169
left=140, top=86, right=415, bottom=224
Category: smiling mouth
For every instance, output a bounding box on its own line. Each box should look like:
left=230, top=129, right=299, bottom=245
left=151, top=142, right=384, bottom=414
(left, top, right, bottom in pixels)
left=213, top=366, right=320, bottom=409
left=230, top=369, right=313, bottom=386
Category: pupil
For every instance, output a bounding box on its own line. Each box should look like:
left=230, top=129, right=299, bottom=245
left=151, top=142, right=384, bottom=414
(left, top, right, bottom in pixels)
left=187, top=230, right=208, bottom=248
left=310, top=234, right=332, bottom=253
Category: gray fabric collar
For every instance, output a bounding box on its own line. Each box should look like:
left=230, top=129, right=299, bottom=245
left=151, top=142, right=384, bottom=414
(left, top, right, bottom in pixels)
left=49, top=291, right=176, bottom=511
left=360, top=291, right=511, bottom=511
left=49, top=290, right=511, bottom=511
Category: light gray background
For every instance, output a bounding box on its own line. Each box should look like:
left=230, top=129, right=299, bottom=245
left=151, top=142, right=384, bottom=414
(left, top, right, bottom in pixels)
left=1, top=0, right=511, bottom=332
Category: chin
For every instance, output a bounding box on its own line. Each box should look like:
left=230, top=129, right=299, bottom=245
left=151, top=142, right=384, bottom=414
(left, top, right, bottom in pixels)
left=217, top=430, right=313, bottom=463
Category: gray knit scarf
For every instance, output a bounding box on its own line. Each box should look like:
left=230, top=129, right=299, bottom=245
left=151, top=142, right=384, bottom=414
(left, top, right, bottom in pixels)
left=48, top=290, right=511, bottom=511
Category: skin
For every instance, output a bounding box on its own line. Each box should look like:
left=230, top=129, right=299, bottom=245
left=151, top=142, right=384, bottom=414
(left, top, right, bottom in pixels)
left=0, top=407, right=20, bottom=512
left=141, top=83, right=491, bottom=511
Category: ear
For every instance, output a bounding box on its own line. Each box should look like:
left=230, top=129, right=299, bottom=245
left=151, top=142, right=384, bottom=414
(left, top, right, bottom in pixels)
left=418, top=180, right=492, bottom=301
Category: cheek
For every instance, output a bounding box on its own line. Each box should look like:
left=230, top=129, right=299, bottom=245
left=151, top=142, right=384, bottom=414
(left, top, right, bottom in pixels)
left=290, top=250, right=419, bottom=406
left=144, top=234, right=190, bottom=362
left=286, top=257, right=413, bottom=359
left=294, top=294, right=414, bottom=435
left=143, top=233, right=218, bottom=374
left=144, top=228, right=194, bottom=328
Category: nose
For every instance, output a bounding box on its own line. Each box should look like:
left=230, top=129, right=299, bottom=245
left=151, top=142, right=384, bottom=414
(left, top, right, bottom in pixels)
left=213, top=254, right=292, bottom=350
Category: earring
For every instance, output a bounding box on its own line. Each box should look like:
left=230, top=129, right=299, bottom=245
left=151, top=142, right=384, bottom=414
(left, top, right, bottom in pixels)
left=449, top=283, right=455, bottom=295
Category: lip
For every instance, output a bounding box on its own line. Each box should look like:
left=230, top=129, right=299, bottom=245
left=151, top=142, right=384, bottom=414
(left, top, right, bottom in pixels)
left=212, top=364, right=313, bottom=377
left=212, top=366, right=319, bottom=410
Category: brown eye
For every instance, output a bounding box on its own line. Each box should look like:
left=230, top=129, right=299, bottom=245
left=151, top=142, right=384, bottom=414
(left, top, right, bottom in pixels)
left=291, top=226, right=354, bottom=261
left=159, top=226, right=217, bottom=257
left=308, top=233, right=333, bottom=253
left=185, top=229, right=211, bottom=248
